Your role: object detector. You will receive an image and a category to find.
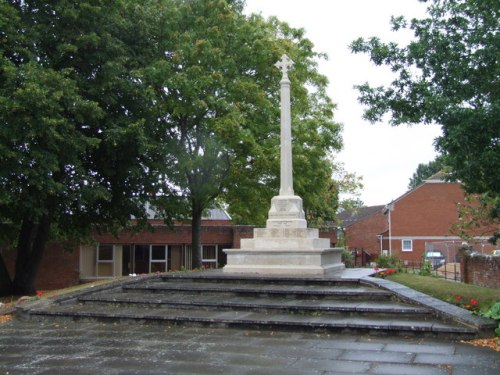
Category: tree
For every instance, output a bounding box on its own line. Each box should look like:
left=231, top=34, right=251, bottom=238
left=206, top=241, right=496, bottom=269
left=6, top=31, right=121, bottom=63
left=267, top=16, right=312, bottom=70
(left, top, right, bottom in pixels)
left=0, top=0, right=177, bottom=295
left=350, top=0, right=499, bottom=232
left=143, top=1, right=343, bottom=268
left=408, top=156, right=446, bottom=190
left=1, top=0, right=345, bottom=289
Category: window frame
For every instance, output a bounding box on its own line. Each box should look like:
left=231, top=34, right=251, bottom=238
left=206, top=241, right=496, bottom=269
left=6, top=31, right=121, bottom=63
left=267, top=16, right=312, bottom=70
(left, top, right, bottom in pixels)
left=401, top=239, right=413, bottom=252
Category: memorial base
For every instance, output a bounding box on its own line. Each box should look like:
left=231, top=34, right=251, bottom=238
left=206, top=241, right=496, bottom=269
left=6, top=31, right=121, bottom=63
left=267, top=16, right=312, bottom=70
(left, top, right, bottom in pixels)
left=223, top=248, right=344, bottom=275
left=223, top=226, right=345, bottom=276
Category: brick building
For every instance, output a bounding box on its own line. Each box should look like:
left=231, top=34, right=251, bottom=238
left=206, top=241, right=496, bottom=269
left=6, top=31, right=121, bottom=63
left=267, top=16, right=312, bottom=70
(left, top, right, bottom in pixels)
left=3, top=208, right=337, bottom=290
left=339, top=177, right=496, bottom=265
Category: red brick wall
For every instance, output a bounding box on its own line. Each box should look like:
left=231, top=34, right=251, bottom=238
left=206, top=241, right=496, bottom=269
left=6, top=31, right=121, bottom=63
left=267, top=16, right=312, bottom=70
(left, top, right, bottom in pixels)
left=345, top=210, right=386, bottom=256
left=94, top=224, right=234, bottom=246
left=319, top=227, right=338, bottom=247
left=2, top=242, right=80, bottom=292
left=462, top=254, right=500, bottom=289
left=391, top=183, right=464, bottom=236
left=230, top=226, right=254, bottom=248
left=388, top=182, right=466, bottom=263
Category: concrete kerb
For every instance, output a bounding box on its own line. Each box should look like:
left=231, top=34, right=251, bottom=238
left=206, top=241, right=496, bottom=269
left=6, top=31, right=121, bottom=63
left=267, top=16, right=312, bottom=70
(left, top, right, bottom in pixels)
left=362, top=275, right=497, bottom=335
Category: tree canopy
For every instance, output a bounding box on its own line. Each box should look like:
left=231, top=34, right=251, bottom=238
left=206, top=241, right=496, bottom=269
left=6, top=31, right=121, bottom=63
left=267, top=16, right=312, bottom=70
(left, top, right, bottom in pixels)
left=140, top=1, right=342, bottom=266
left=350, top=0, right=499, bottom=204
left=1, top=0, right=344, bottom=290
left=0, top=0, right=180, bottom=294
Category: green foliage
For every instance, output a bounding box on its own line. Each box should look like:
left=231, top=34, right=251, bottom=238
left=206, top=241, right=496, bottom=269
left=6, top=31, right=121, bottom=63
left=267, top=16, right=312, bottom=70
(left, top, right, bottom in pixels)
left=1, top=0, right=346, bottom=278
left=375, top=254, right=399, bottom=269
left=351, top=0, right=499, bottom=228
left=0, top=0, right=183, bottom=293
left=341, top=249, right=354, bottom=268
left=419, top=260, right=432, bottom=276
left=452, top=193, right=500, bottom=245
left=483, top=302, right=500, bottom=320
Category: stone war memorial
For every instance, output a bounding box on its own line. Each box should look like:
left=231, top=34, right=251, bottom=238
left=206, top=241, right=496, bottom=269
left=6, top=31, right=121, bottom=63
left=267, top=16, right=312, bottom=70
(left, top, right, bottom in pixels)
left=224, top=55, right=345, bottom=275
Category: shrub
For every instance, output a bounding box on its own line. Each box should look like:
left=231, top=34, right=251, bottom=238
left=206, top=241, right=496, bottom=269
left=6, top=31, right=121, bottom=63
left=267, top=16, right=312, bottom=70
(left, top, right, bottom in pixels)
left=342, top=249, right=355, bottom=268
left=375, top=255, right=399, bottom=269
left=419, top=260, right=432, bottom=276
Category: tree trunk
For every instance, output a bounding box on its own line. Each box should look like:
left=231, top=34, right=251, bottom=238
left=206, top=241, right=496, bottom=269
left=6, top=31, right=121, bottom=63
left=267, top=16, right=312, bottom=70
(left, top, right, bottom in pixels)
left=191, top=201, right=203, bottom=270
left=0, top=251, right=13, bottom=297
left=11, top=216, right=51, bottom=295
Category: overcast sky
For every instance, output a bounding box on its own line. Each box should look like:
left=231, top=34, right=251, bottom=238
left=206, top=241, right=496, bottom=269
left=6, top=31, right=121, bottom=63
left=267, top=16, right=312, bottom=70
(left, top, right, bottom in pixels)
left=244, top=0, right=443, bottom=206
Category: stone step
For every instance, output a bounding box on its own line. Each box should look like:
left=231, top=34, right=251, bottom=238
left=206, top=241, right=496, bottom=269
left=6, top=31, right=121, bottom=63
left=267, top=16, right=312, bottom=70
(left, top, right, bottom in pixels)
left=124, top=280, right=393, bottom=300
left=78, top=290, right=431, bottom=318
left=17, top=273, right=494, bottom=339
left=160, top=273, right=361, bottom=286
left=23, top=303, right=477, bottom=339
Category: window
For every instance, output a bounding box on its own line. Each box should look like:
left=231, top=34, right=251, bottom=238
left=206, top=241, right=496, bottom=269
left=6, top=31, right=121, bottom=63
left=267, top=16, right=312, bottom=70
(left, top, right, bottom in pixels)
left=150, top=245, right=167, bottom=273
left=402, top=239, right=413, bottom=252
left=97, top=244, right=114, bottom=276
left=202, top=245, right=218, bottom=269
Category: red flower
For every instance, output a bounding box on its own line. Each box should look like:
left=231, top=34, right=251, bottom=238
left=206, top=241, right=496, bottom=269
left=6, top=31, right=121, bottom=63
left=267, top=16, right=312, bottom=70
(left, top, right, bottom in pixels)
left=374, top=267, right=379, bottom=272
left=36, top=291, right=43, bottom=297
left=470, top=299, right=478, bottom=306
left=454, top=295, right=462, bottom=301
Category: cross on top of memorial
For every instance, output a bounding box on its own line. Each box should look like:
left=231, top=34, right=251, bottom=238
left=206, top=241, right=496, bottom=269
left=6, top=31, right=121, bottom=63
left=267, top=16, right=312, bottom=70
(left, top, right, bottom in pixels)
left=275, top=54, right=294, bottom=80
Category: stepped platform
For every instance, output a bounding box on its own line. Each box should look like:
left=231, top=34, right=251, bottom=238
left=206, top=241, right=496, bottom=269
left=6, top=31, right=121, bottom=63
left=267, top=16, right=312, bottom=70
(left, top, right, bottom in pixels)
left=16, top=270, right=495, bottom=339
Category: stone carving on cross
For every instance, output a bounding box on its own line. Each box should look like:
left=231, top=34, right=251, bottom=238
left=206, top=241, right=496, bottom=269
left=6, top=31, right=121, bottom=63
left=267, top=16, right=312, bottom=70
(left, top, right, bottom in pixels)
left=275, top=54, right=294, bottom=80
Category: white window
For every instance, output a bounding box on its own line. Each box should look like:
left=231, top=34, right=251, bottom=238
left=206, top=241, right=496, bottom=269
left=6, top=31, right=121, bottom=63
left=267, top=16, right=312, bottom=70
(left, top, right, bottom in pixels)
left=150, top=245, right=167, bottom=273
left=402, top=239, right=413, bottom=252
left=202, top=245, right=218, bottom=269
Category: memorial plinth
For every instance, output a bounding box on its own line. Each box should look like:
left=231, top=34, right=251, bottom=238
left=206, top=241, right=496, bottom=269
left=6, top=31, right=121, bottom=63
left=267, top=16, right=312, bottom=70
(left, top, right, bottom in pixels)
left=223, top=55, right=344, bottom=275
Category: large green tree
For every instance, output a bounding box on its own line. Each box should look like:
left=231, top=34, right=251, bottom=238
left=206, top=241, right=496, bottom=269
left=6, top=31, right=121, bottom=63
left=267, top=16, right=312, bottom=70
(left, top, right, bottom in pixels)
left=350, top=0, right=499, bottom=230
left=0, top=0, right=176, bottom=295
left=1, top=0, right=344, bottom=290
left=143, top=1, right=342, bottom=268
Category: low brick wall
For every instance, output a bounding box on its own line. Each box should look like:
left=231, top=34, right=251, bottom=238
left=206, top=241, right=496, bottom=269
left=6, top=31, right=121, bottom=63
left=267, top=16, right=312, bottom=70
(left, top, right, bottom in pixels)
left=462, top=253, right=500, bottom=289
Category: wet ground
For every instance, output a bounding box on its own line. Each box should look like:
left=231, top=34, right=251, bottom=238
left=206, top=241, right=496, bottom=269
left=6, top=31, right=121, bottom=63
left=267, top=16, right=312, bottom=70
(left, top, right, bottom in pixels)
left=0, top=317, right=498, bottom=374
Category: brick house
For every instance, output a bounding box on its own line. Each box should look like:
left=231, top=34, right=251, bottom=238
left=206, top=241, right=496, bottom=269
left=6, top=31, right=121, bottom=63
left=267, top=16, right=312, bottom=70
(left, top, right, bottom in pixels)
left=2, top=208, right=337, bottom=290
left=338, top=177, right=496, bottom=266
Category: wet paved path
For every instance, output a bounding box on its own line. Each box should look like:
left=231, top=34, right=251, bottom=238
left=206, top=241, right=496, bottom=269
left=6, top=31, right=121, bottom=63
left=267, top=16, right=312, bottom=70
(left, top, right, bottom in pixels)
left=0, top=317, right=498, bottom=374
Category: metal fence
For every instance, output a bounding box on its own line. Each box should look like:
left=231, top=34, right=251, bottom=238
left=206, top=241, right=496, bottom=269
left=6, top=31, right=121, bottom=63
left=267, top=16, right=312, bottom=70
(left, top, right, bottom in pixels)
left=401, top=260, right=462, bottom=282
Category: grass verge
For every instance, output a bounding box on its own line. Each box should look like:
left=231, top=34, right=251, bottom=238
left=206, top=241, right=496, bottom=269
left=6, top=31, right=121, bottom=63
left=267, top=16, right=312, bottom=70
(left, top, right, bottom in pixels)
left=387, top=273, right=500, bottom=313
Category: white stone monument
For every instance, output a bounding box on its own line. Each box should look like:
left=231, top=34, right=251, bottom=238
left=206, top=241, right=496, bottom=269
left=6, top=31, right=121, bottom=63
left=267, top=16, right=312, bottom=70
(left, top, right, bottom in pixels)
left=223, top=55, right=344, bottom=275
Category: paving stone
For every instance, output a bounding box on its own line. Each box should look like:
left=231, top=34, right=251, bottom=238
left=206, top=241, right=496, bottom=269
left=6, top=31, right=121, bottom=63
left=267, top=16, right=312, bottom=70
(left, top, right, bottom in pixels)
left=371, top=363, right=450, bottom=375
left=383, top=342, right=455, bottom=354
left=450, top=364, right=500, bottom=375
left=340, top=349, right=415, bottom=363
left=293, top=358, right=371, bottom=373
left=315, top=338, right=385, bottom=351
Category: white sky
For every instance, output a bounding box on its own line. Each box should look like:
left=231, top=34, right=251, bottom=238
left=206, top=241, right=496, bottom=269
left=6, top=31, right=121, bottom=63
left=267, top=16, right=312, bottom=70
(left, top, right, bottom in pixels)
left=244, top=0, right=442, bottom=206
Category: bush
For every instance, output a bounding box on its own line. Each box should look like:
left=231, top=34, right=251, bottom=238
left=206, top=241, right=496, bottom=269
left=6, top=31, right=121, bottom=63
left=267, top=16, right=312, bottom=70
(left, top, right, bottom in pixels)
left=375, top=255, right=399, bottom=269
left=419, top=260, right=432, bottom=276
left=342, top=249, right=354, bottom=268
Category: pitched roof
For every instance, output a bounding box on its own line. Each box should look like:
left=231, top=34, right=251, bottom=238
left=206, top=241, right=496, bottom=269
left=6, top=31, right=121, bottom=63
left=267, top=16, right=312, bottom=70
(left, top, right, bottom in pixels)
left=337, top=205, right=385, bottom=228
left=203, top=208, right=232, bottom=221
left=144, top=203, right=231, bottom=221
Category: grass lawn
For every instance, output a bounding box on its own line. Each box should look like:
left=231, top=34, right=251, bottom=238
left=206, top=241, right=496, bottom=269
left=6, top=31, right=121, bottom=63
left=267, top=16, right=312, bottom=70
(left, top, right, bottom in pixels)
left=387, top=272, right=500, bottom=313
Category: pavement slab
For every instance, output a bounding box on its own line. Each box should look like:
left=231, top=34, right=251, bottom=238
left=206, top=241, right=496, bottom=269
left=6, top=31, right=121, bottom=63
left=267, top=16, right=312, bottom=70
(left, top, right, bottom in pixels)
left=1, top=318, right=498, bottom=375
